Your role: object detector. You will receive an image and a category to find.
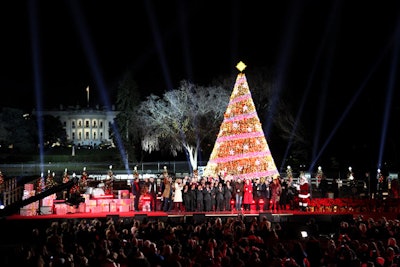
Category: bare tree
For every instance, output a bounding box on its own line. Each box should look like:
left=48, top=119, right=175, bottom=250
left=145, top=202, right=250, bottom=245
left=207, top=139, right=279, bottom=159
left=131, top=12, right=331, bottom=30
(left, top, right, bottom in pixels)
left=136, top=81, right=230, bottom=171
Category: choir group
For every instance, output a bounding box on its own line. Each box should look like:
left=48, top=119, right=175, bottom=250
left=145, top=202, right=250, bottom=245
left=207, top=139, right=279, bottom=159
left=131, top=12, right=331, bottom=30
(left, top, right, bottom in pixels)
left=134, top=172, right=311, bottom=213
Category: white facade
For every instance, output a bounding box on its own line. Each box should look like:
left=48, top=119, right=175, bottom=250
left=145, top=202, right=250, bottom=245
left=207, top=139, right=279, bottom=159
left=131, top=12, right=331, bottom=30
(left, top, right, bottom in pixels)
left=42, top=105, right=119, bottom=147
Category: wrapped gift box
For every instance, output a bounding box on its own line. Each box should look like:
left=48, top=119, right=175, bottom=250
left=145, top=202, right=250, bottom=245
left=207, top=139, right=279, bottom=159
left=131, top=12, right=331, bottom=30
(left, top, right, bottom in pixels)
left=78, top=203, right=86, bottom=213
left=23, top=190, right=35, bottom=200
left=93, top=195, right=113, bottom=200
left=97, top=199, right=112, bottom=206
left=40, top=206, right=53, bottom=215
left=20, top=208, right=36, bottom=216
left=55, top=203, right=68, bottom=215
left=91, top=206, right=102, bottom=213
left=101, top=204, right=110, bottom=212
left=24, top=183, right=34, bottom=191
left=67, top=205, right=77, bottom=213
left=20, top=201, right=39, bottom=216
left=87, top=199, right=97, bottom=206
left=109, top=201, right=117, bottom=212
left=82, top=194, right=91, bottom=203
left=23, top=201, right=39, bottom=210
left=85, top=205, right=96, bottom=213
left=41, top=194, right=56, bottom=206
left=118, top=204, right=130, bottom=212
left=118, top=190, right=130, bottom=199
left=115, top=199, right=131, bottom=205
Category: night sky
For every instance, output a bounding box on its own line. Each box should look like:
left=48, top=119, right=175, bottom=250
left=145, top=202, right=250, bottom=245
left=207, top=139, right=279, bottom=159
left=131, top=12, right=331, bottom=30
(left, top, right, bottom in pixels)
left=1, top=0, right=399, bottom=172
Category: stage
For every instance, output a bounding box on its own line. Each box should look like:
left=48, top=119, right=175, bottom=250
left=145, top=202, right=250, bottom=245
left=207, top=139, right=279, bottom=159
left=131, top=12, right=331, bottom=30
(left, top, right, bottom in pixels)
left=4, top=208, right=395, bottom=224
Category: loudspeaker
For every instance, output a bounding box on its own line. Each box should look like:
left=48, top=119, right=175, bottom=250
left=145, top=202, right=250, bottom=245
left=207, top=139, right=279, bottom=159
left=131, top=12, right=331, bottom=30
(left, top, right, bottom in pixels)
left=193, top=213, right=206, bottom=223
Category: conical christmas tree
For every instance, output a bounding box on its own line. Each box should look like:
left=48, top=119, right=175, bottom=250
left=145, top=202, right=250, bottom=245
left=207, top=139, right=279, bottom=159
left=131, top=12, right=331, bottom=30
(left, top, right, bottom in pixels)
left=204, top=62, right=279, bottom=180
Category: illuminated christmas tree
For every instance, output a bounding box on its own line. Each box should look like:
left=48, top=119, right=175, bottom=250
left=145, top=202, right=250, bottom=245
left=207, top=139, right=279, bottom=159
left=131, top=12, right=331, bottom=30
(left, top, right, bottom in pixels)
left=204, top=62, right=279, bottom=180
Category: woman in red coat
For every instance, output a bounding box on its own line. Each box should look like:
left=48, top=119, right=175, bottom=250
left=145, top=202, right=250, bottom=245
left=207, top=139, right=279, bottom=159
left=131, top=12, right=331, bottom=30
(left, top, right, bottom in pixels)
left=243, top=179, right=254, bottom=211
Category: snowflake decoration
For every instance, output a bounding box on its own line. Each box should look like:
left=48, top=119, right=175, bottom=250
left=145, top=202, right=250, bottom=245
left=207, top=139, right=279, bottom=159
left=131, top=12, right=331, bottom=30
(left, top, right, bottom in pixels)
left=243, top=105, right=248, bottom=111
left=247, top=126, right=252, bottom=132
left=229, top=149, right=235, bottom=155
left=255, top=159, right=260, bottom=165
left=243, top=144, right=249, bottom=150
left=237, top=165, right=243, bottom=172
left=256, top=139, right=260, bottom=145
left=233, top=123, right=239, bottom=129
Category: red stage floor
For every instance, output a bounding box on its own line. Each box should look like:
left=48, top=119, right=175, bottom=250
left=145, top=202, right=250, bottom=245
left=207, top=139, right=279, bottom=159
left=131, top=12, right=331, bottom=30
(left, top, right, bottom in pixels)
left=5, top=209, right=397, bottom=222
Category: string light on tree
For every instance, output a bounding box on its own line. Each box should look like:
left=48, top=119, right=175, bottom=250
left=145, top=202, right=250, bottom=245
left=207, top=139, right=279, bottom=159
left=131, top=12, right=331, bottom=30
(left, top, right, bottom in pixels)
left=317, top=166, right=323, bottom=185
left=286, top=166, right=293, bottom=179
left=348, top=166, right=354, bottom=181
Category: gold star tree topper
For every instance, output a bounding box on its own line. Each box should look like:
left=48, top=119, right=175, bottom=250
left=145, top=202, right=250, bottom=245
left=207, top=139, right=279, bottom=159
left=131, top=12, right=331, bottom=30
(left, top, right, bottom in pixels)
left=236, top=61, right=247, bottom=72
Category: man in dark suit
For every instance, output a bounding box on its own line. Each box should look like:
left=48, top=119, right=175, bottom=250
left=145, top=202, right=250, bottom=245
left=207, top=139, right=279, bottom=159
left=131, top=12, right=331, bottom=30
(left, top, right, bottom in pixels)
left=132, top=176, right=140, bottom=211
left=148, top=177, right=158, bottom=211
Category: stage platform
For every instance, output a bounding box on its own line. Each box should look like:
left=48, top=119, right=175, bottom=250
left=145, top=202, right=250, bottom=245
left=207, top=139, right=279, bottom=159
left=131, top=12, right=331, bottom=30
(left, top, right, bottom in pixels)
left=4, top=208, right=396, bottom=224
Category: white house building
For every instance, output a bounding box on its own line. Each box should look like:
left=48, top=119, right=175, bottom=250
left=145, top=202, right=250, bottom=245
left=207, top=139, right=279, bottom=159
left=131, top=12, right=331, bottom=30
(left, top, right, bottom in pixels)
left=41, top=105, right=119, bottom=148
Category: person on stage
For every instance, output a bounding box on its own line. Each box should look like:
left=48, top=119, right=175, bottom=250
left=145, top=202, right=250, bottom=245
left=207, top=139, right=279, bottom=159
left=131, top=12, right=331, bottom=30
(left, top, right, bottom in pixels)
left=234, top=178, right=244, bottom=211
left=253, top=178, right=263, bottom=211
left=224, top=180, right=233, bottom=211
left=243, top=179, right=254, bottom=211
left=161, top=176, right=172, bottom=212
left=173, top=178, right=184, bottom=212
left=298, top=175, right=310, bottom=211
left=79, top=167, right=88, bottom=193
left=279, top=177, right=288, bottom=210
left=104, top=166, right=114, bottom=196
left=261, top=178, right=271, bottom=211
left=286, top=176, right=298, bottom=210
left=132, top=175, right=141, bottom=212
left=203, top=182, right=212, bottom=212
left=147, top=177, right=158, bottom=211
left=182, top=183, right=192, bottom=212
left=62, top=169, right=70, bottom=200
left=196, top=184, right=204, bottom=212
left=215, top=182, right=225, bottom=212
left=270, top=176, right=282, bottom=212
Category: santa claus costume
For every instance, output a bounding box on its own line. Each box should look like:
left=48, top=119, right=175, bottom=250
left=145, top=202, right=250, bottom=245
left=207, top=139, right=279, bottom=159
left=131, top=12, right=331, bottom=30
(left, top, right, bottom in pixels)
left=298, top=176, right=310, bottom=211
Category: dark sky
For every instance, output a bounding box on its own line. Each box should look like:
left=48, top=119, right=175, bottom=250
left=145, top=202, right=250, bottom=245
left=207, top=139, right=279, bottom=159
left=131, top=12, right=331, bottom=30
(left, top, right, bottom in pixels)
left=1, top=0, right=400, bottom=171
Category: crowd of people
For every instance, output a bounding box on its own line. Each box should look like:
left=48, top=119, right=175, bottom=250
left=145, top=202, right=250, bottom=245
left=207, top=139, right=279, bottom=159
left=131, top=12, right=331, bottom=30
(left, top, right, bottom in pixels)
left=132, top=173, right=311, bottom=214
left=3, top=211, right=400, bottom=266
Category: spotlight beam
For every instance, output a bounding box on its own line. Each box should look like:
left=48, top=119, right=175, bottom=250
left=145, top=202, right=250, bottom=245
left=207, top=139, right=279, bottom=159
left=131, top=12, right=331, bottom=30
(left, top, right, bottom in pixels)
left=29, top=0, right=44, bottom=174
left=145, top=0, right=173, bottom=90
left=309, top=41, right=392, bottom=172
left=67, top=0, right=130, bottom=173
left=377, top=19, right=400, bottom=170
left=311, top=1, right=342, bottom=165
left=266, top=2, right=302, bottom=136
left=281, top=1, right=341, bottom=171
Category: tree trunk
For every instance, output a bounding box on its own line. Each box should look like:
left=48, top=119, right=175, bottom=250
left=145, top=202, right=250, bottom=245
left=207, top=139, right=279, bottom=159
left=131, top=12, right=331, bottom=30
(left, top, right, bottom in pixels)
left=183, top=143, right=198, bottom=171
